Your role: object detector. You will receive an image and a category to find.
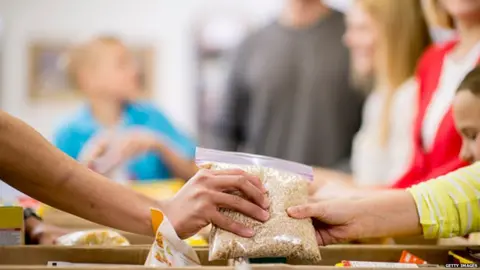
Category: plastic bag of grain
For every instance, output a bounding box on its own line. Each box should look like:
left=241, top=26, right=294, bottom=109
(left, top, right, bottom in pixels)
left=196, top=147, right=321, bottom=264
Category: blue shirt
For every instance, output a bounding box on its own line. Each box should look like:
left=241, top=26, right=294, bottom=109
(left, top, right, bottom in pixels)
left=53, top=102, right=196, bottom=181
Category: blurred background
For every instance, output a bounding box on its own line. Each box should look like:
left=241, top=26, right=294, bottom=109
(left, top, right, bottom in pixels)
left=0, top=0, right=350, bottom=140
left=0, top=0, right=343, bottom=140
left=0, top=0, right=349, bottom=199
left=3, top=0, right=480, bottom=249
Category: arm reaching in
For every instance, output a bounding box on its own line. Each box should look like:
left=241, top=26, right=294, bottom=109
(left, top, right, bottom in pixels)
left=290, top=162, right=480, bottom=244
left=0, top=111, right=269, bottom=239
left=288, top=190, right=421, bottom=244
left=406, top=163, right=480, bottom=238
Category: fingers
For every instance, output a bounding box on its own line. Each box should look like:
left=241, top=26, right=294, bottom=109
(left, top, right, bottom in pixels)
left=287, top=203, right=324, bottom=219
left=214, top=175, right=269, bottom=209
left=89, top=144, right=108, bottom=162
left=214, top=192, right=269, bottom=222
left=80, top=141, right=109, bottom=170
left=79, top=131, right=111, bottom=161
left=315, top=230, right=324, bottom=246
left=211, top=169, right=266, bottom=193
left=118, top=140, right=137, bottom=161
left=116, top=136, right=146, bottom=163
left=117, top=133, right=155, bottom=161
left=210, top=211, right=254, bottom=238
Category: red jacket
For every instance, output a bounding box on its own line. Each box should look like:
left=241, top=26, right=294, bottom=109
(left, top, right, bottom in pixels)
left=392, top=40, right=471, bottom=189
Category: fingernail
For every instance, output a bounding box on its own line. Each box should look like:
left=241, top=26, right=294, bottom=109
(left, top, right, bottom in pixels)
left=262, top=197, right=270, bottom=209
left=243, top=228, right=255, bottom=237
left=287, top=206, right=300, bottom=215
left=262, top=210, right=270, bottom=221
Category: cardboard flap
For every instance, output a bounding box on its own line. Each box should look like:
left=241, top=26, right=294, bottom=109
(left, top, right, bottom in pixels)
left=0, top=245, right=471, bottom=267
left=0, top=266, right=454, bottom=270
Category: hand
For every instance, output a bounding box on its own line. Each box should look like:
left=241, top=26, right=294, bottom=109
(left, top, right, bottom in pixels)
left=289, top=190, right=420, bottom=245
left=36, top=225, right=71, bottom=245
left=79, top=132, right=112, bottom=172
left=113, top=128, right=160, bottom=161
left=197, top=224, right=212, bottom=241
left=80, top=129, right=160, bottom=174
left=162, top=168, right=270, bottom=239
left=25, top=217, right=70, bottom=245
left=287, top=199, right=365, bottom=245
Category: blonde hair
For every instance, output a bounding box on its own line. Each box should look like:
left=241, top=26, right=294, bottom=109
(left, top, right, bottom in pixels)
left=66, top=35, right=124, bottom=89
left=423, top=0, right=455, bottom=29
left=357, top=0, right=432, bottom=146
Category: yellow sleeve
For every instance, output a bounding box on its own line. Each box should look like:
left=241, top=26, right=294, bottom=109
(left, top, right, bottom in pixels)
left=407, top=162, right=480, bottom=239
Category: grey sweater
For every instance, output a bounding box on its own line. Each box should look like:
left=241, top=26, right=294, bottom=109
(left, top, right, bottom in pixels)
left=216, top=11, right=364, bottom=169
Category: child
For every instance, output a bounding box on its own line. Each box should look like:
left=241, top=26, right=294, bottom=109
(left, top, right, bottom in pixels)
left=453, top=65, right=480, bottom=164
left=54, top=35, right=197, bottom=181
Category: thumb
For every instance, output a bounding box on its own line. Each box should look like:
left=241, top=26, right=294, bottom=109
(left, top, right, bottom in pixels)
left=287, top=203, right=323, bottom=219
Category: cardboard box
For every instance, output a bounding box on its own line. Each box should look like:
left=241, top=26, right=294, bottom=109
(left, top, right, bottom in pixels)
left=1, top=266, right=409, bottom=270
left=0, top=245, right=470, bottom=266
left=0, top=266, right=450, bottom=270
left=0, top=206, right=24, bottom=245
left=393, top=236, right=437, bottom=246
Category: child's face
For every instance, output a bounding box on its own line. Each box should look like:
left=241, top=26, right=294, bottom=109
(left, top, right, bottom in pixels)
left=84, top=43, right=140, bottom=101
left=453, top=89, right=480, bottom=163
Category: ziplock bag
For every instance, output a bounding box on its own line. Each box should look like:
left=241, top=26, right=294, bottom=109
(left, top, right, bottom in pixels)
left=196, top=147, right=321, bottom=264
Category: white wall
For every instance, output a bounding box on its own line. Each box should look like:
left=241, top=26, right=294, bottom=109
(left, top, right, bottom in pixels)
left=0, top=0, right=282, bottom=139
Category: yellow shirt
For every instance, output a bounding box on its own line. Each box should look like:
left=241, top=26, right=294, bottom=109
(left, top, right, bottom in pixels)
left=407, top=162, right=480, bottom=238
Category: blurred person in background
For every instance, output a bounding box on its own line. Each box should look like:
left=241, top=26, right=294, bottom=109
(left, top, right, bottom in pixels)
left=216, top=0, right=364, bottom=171
left=455, top=66, right=480, bottom=164
left=53, top=36, right=197, bottom=182
left=299, top=66, right=480, bottom=245
left=423, top=0, right=457, bottom=43
left=311, top=0, right=431, bottom=190
left=313, top=0, right=480, bottom=199
left=385, top=0, right=480, bottom=189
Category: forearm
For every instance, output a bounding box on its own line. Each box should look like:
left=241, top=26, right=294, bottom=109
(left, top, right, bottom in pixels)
left=0, top=112, right=161, bottom=236
left=407, top=163, right=480, bottom=238
left=153, top=142, right=198, bottom=180
left=356, top=190, right=422, bottom=238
